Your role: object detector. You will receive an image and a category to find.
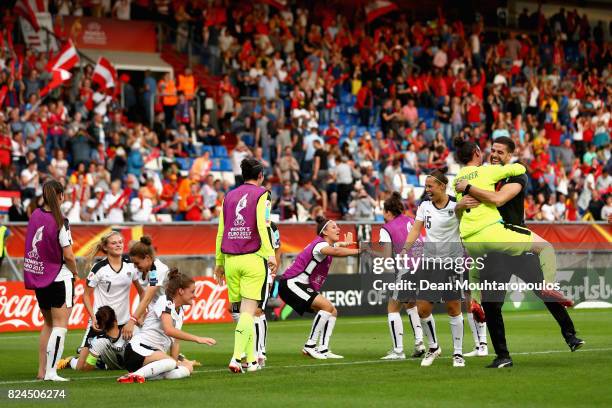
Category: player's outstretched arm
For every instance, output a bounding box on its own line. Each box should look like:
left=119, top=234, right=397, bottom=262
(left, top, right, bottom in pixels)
left=161, top=313, right=217, bottom=345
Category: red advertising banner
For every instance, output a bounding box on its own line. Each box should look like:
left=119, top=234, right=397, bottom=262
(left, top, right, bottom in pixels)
left=4, top=223, right=611, bottom=259
left=62, top=17, right=156, bottom=52
left=0, top=277, right=232, bottom=333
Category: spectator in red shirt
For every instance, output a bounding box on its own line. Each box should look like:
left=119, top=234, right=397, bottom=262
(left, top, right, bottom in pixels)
left=185, top=182, right=204, bottom=221
left=324, top=120, right=340, bottom=146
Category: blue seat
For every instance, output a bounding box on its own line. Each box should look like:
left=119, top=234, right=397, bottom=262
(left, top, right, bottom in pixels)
left=241, top=134, right=254, bottom=147
left=219, top=158, right=232, bottom=172
left=407, top=174, right=419, bottom=186
left=213, top=145, right=228, bottom=158
left=176, top=157, right=191, bottom=171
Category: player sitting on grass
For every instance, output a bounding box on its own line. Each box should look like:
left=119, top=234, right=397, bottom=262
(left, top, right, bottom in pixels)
left=278, top=217, right=360, bottom=360
left=58, top=231, right=144, bottom=371
left=117, top=269, right=216, bottom=383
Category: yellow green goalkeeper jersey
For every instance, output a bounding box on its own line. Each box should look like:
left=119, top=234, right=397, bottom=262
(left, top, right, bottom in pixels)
left=454, top=163, right=526, bottom=239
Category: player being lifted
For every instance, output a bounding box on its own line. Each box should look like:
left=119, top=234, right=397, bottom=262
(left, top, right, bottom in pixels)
left=117, top=269, right=216, bottom=383
left=278, top=217, right=360, bottom=359
left=378, top=192, right=426, bottom=360
left=58, top=231, right=143, bottom=371
left=399, top=170, right=467, bottom=367
left=215, top=158, right=277, bottom=373
left=452, top=136, right=572, bottom=306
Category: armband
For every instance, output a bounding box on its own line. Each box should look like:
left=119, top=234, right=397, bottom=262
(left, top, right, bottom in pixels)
left=86, top=354, right=98, bottom=366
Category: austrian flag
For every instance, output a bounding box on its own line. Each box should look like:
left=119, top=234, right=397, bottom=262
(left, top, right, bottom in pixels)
left=365, top=0, right=398, bottom=23
left=92, top=57, right=117, bottom=90
left=45, top=41, right=79, bottom=72
left=40, top=69, right=71, bottom=97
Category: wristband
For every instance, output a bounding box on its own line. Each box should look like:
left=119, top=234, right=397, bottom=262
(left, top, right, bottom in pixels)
left=130, top=315, right=138, bottom=323
left=464, top=184, right=472, bottom=195
left=86, top=354, right=99, bottom=366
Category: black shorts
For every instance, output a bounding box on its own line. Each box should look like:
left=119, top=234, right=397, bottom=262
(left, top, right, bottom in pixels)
left=387, top=266, right=418, bottom=303
left=34, top=277, right=74, bottom=310
left=417, top=259, right=465, bottom=302
left=123, top=343, right=146, bottom=373
left=278, top=277, right=318, bottom=316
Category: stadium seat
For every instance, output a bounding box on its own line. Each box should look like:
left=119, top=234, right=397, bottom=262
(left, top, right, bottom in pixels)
left=213, top=146, right=228, bottom=158
left=219, top=158, right=232, bottom=172
left=241, top=134, right=254, bottom=147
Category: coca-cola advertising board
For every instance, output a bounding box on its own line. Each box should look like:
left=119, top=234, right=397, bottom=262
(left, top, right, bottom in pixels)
left=0, top=277, right=232, bottom=333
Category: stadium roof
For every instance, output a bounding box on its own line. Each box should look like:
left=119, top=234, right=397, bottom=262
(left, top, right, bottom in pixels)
left=78, top=49, right=173, bottom=74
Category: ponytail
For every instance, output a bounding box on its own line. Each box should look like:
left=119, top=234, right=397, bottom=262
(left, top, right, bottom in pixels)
left=383, top=191, right=405, bottom=217
left=453, top=136, right=479, bottom=165
left=42, top=180, right=64, bottom=229
left=129, top=235, right=155, bottom=259
left=165, top=268, right=195, bottom=299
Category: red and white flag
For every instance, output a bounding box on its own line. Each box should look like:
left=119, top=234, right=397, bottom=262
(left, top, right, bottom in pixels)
left=40, top=68, right=71, bottom=97
left=365, top=0, right=398, bottom=23
left=92, top=57, right=117, bottom=90
left=45, top=40, right=79, bottom=72
left=260, top=0, right=287, bottom=10
left=15, top=0, right=40, bottom=31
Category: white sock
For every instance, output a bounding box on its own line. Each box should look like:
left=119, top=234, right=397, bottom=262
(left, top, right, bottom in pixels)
left=45, top=327, right=67, bottom=377
left=319, top=315, right=337, bottom=352
left=305, top=310, right=331, bottom=347
left=406, top=306, right=423, bottom=344
left=478, top=322, right=488, bottom=345
left=231, top=312, right=240, bottom=323
left=421, top=315, right=438, bottom=349
left=69, top=357, right=78, bottom=370
left=449, top=314, right=464, bottom=356
left=149, top=365, right=191, bottom=381
left=133, top=358, right=176, bottom=379
left=260, top=314, right=268, bottom=355
left=467, top=313, right=479, bottom=348
left=387, top=312, right=404, bottom=353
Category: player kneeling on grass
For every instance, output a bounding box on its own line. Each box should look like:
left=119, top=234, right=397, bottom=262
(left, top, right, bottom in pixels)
left=278, top=217, right=360, bottom=359
left=117, top=269, right=216, bottom=383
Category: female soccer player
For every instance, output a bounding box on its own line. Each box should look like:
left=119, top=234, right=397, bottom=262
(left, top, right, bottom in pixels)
left=400, top=170, right=468, bottom=367
left=452, top=136, right=569, bottom=303
left=59, top=231, right=144, bottom=371
left=378, top=192, right=426, bottom=361
left=118, top=269, right=216, bottom=383
left=23, top=180, right=78, bottom=381
left=278, top=216, right=360, bottom=359
left=123, top=236, right=171, bottom=340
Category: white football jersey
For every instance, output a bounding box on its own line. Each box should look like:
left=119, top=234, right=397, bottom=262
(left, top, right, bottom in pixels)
left=89, top=327, right=134, bottom=370
left=137, top=259, right=170, bottom=305
left=130, top=295, right=184, bottom=353
left=416, top=197, right=464, bottom=258
left=87, top=256, right=138, bottom=325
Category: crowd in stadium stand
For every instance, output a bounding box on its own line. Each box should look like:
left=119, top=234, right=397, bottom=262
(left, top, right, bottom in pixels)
left=0, top=1, right=611, bottom=224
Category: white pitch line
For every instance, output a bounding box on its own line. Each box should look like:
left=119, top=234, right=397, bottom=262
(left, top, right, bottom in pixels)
left=0, top=347, right=611, bottom=386
left=0, top=313, right=575, bottom=340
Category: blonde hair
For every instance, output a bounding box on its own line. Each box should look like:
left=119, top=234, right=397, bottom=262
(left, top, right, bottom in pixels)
left=84, top=230, right=123, bottom=274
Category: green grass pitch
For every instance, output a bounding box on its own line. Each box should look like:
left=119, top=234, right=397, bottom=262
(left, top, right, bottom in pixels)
left=0, top=309, right=611, bottom=407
